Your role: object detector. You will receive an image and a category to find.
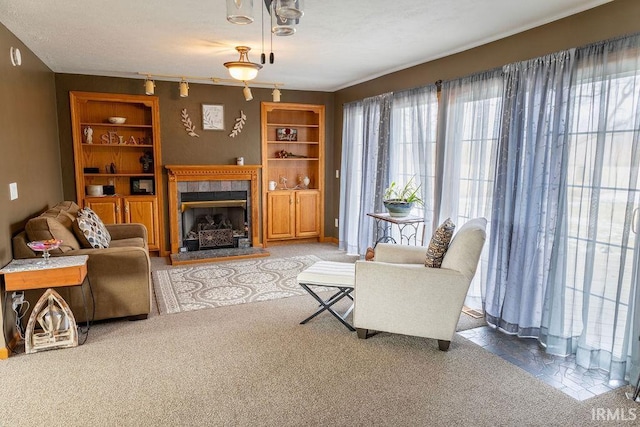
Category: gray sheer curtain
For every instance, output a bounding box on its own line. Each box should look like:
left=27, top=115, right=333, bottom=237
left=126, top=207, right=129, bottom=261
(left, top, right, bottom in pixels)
left=437, top=70, right=503, bottom=308
left=339, top=94, right=391, bottom=255
left=486, top=51, right=575, bottom=338
left=487, top=34, right=640, bottom=383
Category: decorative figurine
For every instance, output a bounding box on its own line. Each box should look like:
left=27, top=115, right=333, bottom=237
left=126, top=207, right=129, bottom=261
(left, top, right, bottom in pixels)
left=83, top=126, right=93, bottom=144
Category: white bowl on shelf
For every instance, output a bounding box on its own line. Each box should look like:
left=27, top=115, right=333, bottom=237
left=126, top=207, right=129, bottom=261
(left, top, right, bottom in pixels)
left=108, top=116, right=127, bottom=124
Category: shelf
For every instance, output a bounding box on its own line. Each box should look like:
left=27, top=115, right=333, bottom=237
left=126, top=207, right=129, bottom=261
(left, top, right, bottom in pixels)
left=81, top=122, right=152, bottom=128
left=267, top=123, right=320, bottom=128
left=82, top=144, right=154, bottom=149
left=84, top=173, right=155, bottom=177
left=267, top=158, right=319, bottom=161
left=267, top=141, right=319, bottom=145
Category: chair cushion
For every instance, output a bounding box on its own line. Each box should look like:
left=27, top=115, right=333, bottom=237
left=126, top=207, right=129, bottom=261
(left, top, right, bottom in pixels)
left=424, top=218, right=455, bottom=268
left=25, top=213, right=81, bottom=254
left=73, top=208, right=111, bottom=249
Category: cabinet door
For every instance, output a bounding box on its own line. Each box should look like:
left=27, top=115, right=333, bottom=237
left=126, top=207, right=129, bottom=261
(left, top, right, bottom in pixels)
left=85, top=198, right=121, bottom=224
left=295, top=190, right=320, bottom=237
left=124, top=196, right=159, bottom=250
left=267, top=192, right=295, bottom=239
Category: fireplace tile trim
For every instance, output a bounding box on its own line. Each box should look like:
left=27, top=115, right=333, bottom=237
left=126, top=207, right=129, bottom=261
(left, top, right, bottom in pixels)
left=166, top=165, right=262, bottom=254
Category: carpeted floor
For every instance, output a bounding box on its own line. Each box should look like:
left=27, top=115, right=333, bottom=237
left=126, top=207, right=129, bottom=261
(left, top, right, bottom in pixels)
left=0, top=243, right=636, bottom=426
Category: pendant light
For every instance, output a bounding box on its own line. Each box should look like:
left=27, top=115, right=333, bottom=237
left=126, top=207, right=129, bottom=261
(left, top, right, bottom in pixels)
left=275, top=0, right=304, bottom=19
left=224, top=46, right=263, bottom=81
left=226, top=0, right=254, bottom=24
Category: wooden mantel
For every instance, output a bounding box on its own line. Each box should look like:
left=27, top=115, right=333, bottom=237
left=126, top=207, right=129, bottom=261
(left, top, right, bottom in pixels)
left=166, top=165, right=262, bottom=254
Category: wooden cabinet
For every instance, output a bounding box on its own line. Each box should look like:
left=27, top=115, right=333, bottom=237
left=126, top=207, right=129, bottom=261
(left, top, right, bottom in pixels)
left=70, top=92, right=163, bottom=252
left=261, top=102, right=324, bottom=245
left=266, top=190, right=320, bottom=240
left=84, top=196, right=159, bottom=249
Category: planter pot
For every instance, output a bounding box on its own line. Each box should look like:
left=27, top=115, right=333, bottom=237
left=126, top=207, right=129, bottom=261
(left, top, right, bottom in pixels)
left=383, top=200, right=414, bottom=217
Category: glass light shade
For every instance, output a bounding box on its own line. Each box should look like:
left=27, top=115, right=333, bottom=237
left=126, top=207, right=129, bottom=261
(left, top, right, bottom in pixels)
left=276, top=0, right=304, bottom=20
left=226, top=0, right=254, bottom=24
left=224, top=46, right=262, bottom=81
left=227, top=63, right=260, bottom=81
left=271, top=6, right=296, bottom=36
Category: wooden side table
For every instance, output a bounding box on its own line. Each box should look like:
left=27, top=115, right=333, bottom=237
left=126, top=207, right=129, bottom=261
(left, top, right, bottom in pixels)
left=0, top=255, right=90, bottom=354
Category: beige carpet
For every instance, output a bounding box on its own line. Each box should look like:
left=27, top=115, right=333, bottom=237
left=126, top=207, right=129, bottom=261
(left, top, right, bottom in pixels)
left=1, top=243, right=635, bottom=426
left=153, top=255, right=324, bottom=315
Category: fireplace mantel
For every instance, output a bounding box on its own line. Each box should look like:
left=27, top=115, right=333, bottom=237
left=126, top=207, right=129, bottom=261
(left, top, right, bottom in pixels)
left=166, top=165, right=262, bottom=255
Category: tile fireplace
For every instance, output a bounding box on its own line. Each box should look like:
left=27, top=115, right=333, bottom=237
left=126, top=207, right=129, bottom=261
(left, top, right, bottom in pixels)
left=166, top=165, right=262, bottom=263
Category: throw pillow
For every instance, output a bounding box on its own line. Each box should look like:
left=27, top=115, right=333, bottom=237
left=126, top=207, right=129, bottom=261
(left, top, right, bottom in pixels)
left=424, top=218, right=455, bottom=268
left=25, top=214, right=80, bottom=254
left=73, top=208, right=111, bottom=249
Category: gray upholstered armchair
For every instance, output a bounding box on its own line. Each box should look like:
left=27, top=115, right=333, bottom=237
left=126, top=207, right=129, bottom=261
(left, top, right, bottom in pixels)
left=353, top=218, right=487, bottom=350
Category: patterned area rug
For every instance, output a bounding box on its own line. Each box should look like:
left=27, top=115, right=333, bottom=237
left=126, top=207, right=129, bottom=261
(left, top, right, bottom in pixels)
left=153, top=255, right=324, bottom=315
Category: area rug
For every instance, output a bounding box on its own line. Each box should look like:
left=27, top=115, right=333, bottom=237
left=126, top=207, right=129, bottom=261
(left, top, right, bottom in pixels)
left=153, top=255, right=324, bottom=315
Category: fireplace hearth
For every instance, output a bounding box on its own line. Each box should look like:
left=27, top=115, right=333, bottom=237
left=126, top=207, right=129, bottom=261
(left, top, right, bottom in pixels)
left=166, top=165, right=266, bottom=265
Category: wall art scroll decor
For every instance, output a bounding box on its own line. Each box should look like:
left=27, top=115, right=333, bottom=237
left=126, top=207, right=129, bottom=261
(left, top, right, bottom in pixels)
left=181, top=108, right=199, bottom=137
left=229, top=110, right=247, bottom=138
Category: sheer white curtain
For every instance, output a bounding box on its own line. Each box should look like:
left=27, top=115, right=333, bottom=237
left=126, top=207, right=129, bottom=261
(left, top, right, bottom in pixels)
left=564, top=35, right=640, bottom=383
left=389, top=86, right=439, bottom=237
left=436, top=70, right=503, bottom=309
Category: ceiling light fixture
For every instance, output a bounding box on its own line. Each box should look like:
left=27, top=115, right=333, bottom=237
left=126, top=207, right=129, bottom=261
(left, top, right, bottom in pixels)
left=224, top=46, right=263, bottom=81
left=272, top=86, right=281, bottom=102
left=243, top=83, right=253, bottom=101
left=271, top=1, right=296, bottom=36
left=179, top=80, right=189, bottom=97
left=136, top=72, right=284, bottom=102
left=144, top=77, right=155, bottom=95
left=275, top=0, right=304, bottom=20
left=227, top=0, right=254, bottom=24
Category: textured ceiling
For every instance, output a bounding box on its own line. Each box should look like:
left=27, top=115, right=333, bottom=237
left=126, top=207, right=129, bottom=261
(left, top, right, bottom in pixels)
left=0, top=0, right=611, bottom=91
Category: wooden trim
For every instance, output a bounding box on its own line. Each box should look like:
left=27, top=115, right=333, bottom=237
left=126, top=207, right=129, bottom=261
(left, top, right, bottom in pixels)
left=324, top=237, right=339, bottom=245
left=170, top=251, right=270, bottom=266
left=165, top=165, right=262, bottom=254
left=0, top=331, right=21, bottom=360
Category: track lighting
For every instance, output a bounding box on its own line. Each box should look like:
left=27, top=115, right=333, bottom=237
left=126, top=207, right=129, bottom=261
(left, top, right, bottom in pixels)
left=272, top=87, right=281, bottom=102
left=137, top=72, right=283, bottom=101
left=243, top=83, right=253, bottom=101
left=179, top=80, right=189, bottom=97
left=144, top=78, right=155, bottom=95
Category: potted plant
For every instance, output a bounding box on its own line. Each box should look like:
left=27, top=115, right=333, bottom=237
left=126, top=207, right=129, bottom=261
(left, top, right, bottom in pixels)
left=383, top=176, right=424, bottom=217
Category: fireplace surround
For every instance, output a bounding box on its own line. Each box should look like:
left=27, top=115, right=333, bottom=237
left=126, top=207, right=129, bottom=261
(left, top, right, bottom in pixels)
left=166, top=165, right=262, bottom=263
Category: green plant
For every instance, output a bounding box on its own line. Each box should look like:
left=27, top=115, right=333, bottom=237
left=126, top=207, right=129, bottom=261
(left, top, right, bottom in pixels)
left=383, top=176, right=424, bottom=206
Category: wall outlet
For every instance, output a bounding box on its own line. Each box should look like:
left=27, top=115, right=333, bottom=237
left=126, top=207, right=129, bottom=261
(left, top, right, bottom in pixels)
left=335, top=218, right=339, bottom=227
left=9, top=182, right=18, bottom=200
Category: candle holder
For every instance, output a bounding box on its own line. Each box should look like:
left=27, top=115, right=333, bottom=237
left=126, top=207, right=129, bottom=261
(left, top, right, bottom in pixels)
left=27, top=240, right=62, bottom=264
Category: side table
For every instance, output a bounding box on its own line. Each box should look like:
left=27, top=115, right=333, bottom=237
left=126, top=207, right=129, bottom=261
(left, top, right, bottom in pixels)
left=367, top=212, right=426, bottom=247
left=0, top=255, right=90, bottom=354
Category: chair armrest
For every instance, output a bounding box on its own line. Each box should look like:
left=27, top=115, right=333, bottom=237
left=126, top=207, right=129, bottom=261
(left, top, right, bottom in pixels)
left=374, top=243, right=427, bottom=265
left=106, top=223, right=148, bottom=242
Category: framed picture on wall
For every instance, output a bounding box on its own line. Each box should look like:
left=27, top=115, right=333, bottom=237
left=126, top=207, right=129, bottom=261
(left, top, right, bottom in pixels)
left=130, top=177, right=155, bottom=195
left=202, top=104, right=224, bottom=130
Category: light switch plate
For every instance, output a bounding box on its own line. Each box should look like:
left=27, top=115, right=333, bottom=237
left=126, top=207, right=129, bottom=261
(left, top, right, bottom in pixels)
left=9, top=182, right=18, bottom=200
